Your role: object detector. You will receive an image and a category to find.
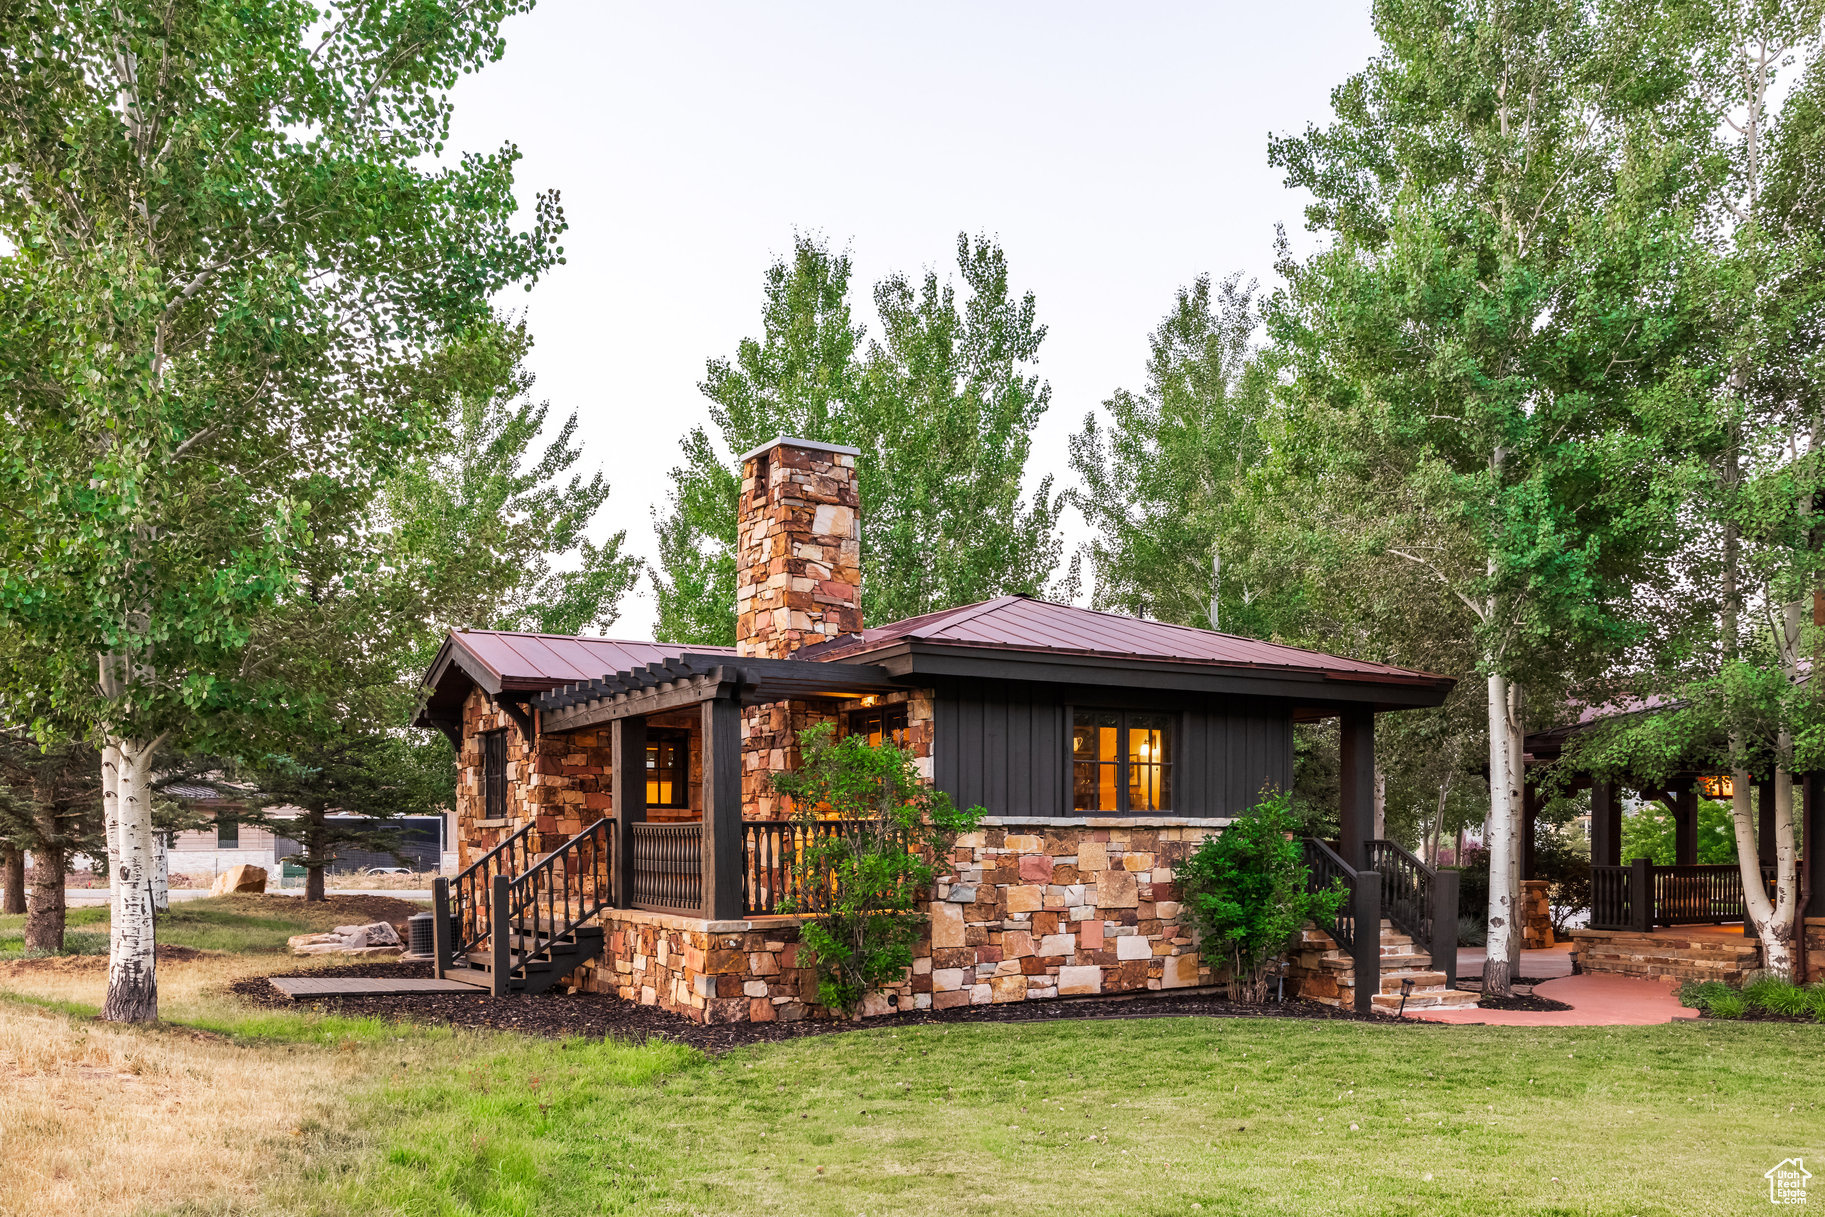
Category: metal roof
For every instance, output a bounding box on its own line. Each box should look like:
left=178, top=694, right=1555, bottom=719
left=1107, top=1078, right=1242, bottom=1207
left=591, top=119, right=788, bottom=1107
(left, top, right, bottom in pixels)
left=440, top=631, right=736, bottom=693
left=796, top=595, right=1448, bottom=684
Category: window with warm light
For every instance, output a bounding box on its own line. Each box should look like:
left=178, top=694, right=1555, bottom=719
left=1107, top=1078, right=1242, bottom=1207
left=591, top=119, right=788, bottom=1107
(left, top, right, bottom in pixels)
left=646, top=730, right=689, bottom=809
left=1072, top=710, right=1173, bottom=814
left=847, top=704, right=909, bottom=747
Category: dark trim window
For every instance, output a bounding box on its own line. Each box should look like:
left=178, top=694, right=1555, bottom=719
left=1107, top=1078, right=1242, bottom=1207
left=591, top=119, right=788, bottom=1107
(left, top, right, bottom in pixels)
left=216, top=817, right=239, bottom=849
left=848, top=704, right=909, bottom=747
left=1071, top=710, right=1173, bottom=813
left=481, top=729, right=508, bottom=819
left=646, top=729, right=690, bottom=809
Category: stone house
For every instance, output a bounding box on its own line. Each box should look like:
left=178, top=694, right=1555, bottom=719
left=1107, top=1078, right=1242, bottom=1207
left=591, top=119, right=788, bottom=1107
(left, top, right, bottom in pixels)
left=415, top=437, right=1460, bottom=1020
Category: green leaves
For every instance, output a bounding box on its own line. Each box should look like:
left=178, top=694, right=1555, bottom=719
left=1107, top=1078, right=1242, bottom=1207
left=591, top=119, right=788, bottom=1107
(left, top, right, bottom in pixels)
left=770, top=722, right=981, bottom=1015
left=652, top=232, right=1065, bottom=644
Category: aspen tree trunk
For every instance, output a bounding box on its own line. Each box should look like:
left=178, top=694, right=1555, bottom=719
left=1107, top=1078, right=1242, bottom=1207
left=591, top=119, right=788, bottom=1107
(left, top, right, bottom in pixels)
left=102, top=737, right=159, bottom=1022
left=152, top=832, right=169, bottom=912
left=1, top=846, right=23, bottom=915
left=1483, top=669, right=1523, bottom=995
left=1373, top=767, right=1386, bottom=840
left=102, top=741, right=121, bottom=905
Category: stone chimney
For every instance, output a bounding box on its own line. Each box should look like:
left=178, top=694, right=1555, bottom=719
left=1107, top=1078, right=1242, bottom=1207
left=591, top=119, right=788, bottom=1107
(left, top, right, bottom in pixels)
left=735, top=437, right=862, bottom=658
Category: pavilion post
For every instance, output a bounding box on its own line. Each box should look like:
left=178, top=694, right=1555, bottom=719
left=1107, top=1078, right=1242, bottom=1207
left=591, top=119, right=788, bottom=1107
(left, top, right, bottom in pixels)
left=1338, top=707, right=1376, bottom=871
left=1521, top=777, right=1539, bottom=882
left=1590, top=779, right=1620, bottom=868
left=700, top=694, right=744, bottom=921
left=1806, top=773, right=1825, bottom=920
left=1629, top=857, right=1654, bottom=932
left=1757, top=778, right=1776, bottom=869
left=612, top=715, right=648, bottom=908
left=1673, top=780, right=1698, bottom=867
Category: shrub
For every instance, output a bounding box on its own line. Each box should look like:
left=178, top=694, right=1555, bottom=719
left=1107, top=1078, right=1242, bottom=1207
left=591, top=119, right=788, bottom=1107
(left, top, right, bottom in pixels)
left=770, top=722, right=981, bottom=1016
left=1176, top=791, right=1347, bottom=1003
left=1677, top=980, right=1734, bottom=1013
left=1456, top=914, right=1487, bottom=948
left=1708, top=991, right=1748, bottom=1019
left=1745, top=975, right=1810, bottom=1017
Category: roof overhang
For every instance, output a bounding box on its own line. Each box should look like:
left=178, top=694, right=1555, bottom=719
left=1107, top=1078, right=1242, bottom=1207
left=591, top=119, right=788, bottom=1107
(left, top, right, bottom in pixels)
left=849, top=641, right=1454, bottom=712
left=533, top=653, right=909, bottom=733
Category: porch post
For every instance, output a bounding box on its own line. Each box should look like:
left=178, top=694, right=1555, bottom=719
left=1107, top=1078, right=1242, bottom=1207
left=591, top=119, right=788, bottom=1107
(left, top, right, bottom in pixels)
left=1757, top=778, right=1776, bottom=869
left=1806, top=772, right=1825, bottom=919
left=1672, top=780, right=1698, bottom=867
left=1338, top=707, right=1376, bottom=870
left=700, top=694, right=744, bottom=921
left=1521, top=776, right=1539, bottom=882
left=1629, top=856, right=1653, bottom=932
left=1590, top=779, right=1620, bottom=868
left=612, top=715, right=648, bottom=908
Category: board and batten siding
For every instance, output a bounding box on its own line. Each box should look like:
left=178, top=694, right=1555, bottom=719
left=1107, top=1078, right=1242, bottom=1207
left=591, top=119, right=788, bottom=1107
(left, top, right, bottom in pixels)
left=931, top=678, right=1294, bottom=818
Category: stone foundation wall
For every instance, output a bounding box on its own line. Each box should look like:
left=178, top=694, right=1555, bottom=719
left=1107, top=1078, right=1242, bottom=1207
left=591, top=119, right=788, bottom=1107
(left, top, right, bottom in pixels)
left=570, top=818, right=1226, bottom=1022
left=1567, top=927, right=1762, bottom=983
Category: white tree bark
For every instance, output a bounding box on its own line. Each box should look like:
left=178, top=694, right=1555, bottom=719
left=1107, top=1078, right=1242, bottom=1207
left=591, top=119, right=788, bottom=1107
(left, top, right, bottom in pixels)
left=152, top=831, right=169, bottom=913
left=1373, top=766, right=1387, bottom=840
left=102, top=742, right=121, bottom=905
left=102, top=736, right=159, bottom=1022
left=1483, top=670, right=1523, bottom=994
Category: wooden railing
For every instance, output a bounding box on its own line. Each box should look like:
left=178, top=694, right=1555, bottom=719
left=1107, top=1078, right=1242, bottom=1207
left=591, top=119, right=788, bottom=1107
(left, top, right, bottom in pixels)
left=438, top=820, right=535, bottom=971
left=1303, top=838, right=1380, bottom=1015
left=740, top=819, right=891, bottom=916
left=1590, top=859, right=1777, bottom=931
left=1366, top=838, right=1459, bottom=989
left=630, top=822, right=702, bottom=913
left=491, top=818, right=613, bottom=994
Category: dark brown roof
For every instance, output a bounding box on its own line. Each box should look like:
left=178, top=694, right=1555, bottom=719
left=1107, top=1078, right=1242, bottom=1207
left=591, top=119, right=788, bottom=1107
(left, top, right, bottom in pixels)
left=796, top=595, right=1448, bottom=685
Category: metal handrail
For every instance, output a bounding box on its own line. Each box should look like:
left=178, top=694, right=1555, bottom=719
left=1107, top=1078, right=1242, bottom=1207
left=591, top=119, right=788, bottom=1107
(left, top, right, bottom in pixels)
left=447, top=820, right=535, bottom=964
left=1365, top=837, right=1458, bottom=989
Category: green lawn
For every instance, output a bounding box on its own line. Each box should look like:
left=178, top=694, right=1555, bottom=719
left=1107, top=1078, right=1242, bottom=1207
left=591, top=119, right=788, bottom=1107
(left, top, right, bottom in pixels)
left=0, top=893, right=427, bottom=958
left=0, top=904, right=108, bottom=959
left=260, top=1014, right=1825, bottom=1217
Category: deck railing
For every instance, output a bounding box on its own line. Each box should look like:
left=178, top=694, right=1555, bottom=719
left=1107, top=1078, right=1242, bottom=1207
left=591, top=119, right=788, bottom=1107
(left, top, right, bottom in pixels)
left=490, top=818, right=614, bottom=994
left=1366, top=838, right=1459, bottom=989
left=629, top=822, right=703, bottom=913
left=1589, top=859, right=1777, bottom=931
left=438, top=820, right=535, bottom=973
left=1303, top=838, right=1381, bottom=1015
left=740, top=819, right=892, bottom=916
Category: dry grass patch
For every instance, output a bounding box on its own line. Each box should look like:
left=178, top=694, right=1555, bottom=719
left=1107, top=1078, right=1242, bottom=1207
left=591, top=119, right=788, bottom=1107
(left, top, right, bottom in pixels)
left=0, top=1002, right=359, bottom=1217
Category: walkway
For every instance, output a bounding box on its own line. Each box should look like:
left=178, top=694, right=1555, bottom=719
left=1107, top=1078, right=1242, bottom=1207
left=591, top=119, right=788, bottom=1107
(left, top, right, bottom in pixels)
left=1411, top=971, right=1700, bottom=1026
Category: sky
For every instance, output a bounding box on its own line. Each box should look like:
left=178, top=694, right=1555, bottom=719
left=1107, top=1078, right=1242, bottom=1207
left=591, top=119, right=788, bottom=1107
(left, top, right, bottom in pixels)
left=442, top=1, right=1385, bottom=639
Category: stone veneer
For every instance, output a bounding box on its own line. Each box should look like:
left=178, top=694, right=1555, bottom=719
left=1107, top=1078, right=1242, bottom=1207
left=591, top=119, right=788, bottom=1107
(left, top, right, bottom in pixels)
left=566, top=818, right=1225, bottom=1022
left=456, top=687, right=611, bottom=866
left=1519, top=878, right=1554, bottom=949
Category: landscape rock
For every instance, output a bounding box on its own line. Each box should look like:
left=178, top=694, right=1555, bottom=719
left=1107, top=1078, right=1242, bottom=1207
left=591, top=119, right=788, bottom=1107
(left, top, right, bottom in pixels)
left=210, top=864, right=267, bottom=896
left=287, top=920, right=404, bottom=956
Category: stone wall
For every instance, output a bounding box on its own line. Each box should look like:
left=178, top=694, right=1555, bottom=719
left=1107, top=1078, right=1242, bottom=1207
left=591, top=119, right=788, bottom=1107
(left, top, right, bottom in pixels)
left=569, top=818, right=1226, bottom=1022
left=1567, top=926, right=1762, bottom=983
left=734, top=440, right=862, bottom=661
left=455, top=687, right=611, bottom=867
left=1520, top=878, right=1554, bottom=949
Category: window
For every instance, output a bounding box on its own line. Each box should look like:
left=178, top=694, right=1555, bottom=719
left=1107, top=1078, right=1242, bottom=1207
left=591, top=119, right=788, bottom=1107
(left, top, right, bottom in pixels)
left=1072, top=710, right=1173, bottom=813
left=216, top=818, right=239, bottom=849
left=646, top=730, right=690, bottom=809
left=848, top=704, right=909, bottom=747
left=481, top=729, right=508, bottom=819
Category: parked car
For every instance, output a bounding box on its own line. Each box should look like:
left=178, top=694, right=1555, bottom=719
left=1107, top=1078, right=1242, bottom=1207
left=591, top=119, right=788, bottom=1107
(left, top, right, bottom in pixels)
left=363, top=866, right=413, bottom=876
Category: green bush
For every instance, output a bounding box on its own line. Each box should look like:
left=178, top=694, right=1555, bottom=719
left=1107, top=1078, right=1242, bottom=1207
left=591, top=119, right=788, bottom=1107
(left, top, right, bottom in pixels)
left=770, top=722, right=982, bottom=1016
left=1745, top=975, right=1810, bottom=1017
left=1176, top=791, right=1348, bottom=1003
left=1708, top=991, right=1748, bottom=1019
left=1677, top=980, right=1734, bottom=1014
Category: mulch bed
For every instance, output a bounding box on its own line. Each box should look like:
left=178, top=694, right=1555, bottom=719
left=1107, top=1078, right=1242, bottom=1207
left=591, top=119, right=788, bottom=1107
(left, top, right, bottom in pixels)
left=232, top=961, right=1422, bottom=1052
left=1475, top=992, right=1574, bottom=1012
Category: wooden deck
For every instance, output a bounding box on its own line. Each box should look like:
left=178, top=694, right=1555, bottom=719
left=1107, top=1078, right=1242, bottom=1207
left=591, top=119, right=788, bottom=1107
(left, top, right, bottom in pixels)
left=268, top=976, right=484, bottom=1000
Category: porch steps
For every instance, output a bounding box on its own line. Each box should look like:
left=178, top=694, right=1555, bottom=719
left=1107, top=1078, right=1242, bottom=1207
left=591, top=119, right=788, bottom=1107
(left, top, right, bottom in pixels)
left=444, top=921, right=605, bottom=996
left=1290, top=920, right=1481, bottom=1013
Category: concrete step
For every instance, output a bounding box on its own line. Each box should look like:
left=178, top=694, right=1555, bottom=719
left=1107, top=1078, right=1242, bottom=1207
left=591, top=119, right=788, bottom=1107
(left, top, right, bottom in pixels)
left=1380, top=970, right=1447, bottom=993
left=1377, top=952, right=1431, bottom=970
left=1371, top=988, right=1480, bottom=1012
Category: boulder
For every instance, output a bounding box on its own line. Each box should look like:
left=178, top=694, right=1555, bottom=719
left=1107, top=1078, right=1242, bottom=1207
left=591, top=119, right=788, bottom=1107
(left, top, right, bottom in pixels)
left=210, top=864, right=267, bottom=896
left=287, top=920, right=404, bottom=957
